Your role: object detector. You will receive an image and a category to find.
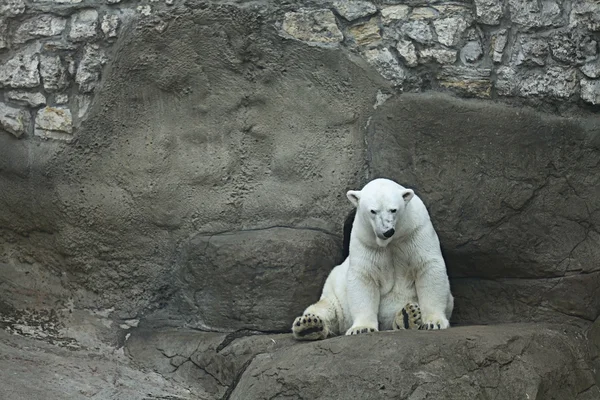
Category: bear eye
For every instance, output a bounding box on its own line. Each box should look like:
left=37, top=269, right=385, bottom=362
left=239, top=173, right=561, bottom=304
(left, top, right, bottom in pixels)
left=370, top=209, right=376, bottom=214
left=390, top=209, right=397, bottom=213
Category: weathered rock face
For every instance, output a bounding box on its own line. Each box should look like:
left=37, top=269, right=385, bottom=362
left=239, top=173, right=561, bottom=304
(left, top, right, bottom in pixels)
left=367, top=93, right=600, bottom=326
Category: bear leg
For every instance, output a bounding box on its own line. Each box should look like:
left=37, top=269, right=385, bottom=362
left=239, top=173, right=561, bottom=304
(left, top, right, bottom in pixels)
left=292, top=298, right=336, bottom=341
left=393, top=302, right=422, bottom=330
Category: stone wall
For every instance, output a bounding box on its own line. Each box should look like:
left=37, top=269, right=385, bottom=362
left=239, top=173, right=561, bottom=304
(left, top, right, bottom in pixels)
left=1, top=0, right=599, bottom=143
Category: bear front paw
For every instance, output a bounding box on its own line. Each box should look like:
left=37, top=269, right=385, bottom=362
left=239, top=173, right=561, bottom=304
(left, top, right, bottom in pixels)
left=393, top=302, right=422, bottom=330
left=292, top=313, right=328, bottom=341
left=419, top=315, right=450, bottom=330
left=345, top=325, right=378, bottom=336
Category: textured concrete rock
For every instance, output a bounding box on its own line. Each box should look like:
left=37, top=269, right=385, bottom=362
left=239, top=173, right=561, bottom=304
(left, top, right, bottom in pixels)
left=177, top=228, right=341, bottom=331
left=419, top=48, right=457, bottom=64
left=0, top=19, right=7, bottom=50
left=381, top=5, right=410, bottom=23
left=101, top=13, right=120, bottom=38
left=6, top=91, right=46, bottom=107
left=490, top=29, right=508, bottom=63
left=13, top=14, right=66, bottom=44
left=40, top=54, right=69, bottom=91
left=438, top=67, right=492, bottom=97
left=433, top=15, right=470, bottom=47
left=410, top=7, right=439, bottom=20
left=570, top=0, right=600, bottom=31
left=509, top=0, right=563, bottom=30
left=34, top=106, right=73, bottom=140
left=0, top=0, right=26, bottom=17
left=363, top=47, right=406, bottom=86
left=581, top=78, right=600, bottom=104
left=230, top=325, right=598, bottom=399
left=549, top=31, right=597, bottom=65
left=0, top=44, right=40, bottom=88
left=474, top=0, right=503, bottom=25
left=0, top=102, right=30, bottom=138
left=460, top=40, right=483, bottom=64
left=402, top=20, right=433, bottom=44
left=75, top=44, right=107, bottom=92
left=367, top=93, right=600, bottom=325
left=396, top=39, right=418, bottom=67
left=69, top=9, right=98, bottom=41
left=332, top=0, right=377, bottom=21
left=514, top=35, right=549, bottom=66
left=581, top=59, right=600, bottom=78
left=496, top=66, right=578, bottom=99
left=347, top=17, right=381, bottom=47
left=281, top=9, right=343, bottom=46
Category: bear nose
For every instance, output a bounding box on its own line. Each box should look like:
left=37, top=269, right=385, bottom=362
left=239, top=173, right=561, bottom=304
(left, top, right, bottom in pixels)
left=383, top=228, right=395, bottom=238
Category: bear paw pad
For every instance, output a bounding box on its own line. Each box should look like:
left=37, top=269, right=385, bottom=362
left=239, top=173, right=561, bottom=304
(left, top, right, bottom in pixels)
left=292, top=313, right=327, bottom=341
left=345, top=325, right=378, bottom=336
left=394, top=302, right=422, bottom=330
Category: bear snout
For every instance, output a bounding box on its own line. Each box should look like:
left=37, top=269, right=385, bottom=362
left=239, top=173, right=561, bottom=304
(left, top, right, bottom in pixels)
left=383, top=228, right=395, bottom=239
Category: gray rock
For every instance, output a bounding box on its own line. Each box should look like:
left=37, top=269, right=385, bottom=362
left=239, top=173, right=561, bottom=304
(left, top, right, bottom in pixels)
left=74, top=94, right=91, bottom=119
left=75, top=44, right=107, bottom=93
left=381, top=5, right=410, bottom=23
left=13, top=14, right=67, bottom=44
left=177, top=228, right=341, bottom=331
left=401, top=20, right=433, bottom=44
left=474, top=0, right=503, bottom=25
left=580, top=78, right=600, bottom=104
left=69, top=9, right=98, bottom=41
left=0, top=44, right=41, bottom=89
left=460, top=40, right=483, bottom=64
left=0, top=0, right=26, bottom=17
left=419, top=48, right=457, bottom=64
left=514, top=35, right=549, bottom=66
left=101, top=14, right=120, bottom=38
left=509, top=0, right=563, bottom=30
left=581, top=59, right=600, bottom=78
left=332, top=0, right=377, bottom=21
left=281, top=9, right=343, bottom=47
left=34, top=106, right=73, bottom=141
left=6, top=91, right=46, bottom=107
left=549, top=31, right=597, bottom=65
left=497, top=66, right=578, bottom=99
left=490, top=29, right=508, bottom=63
left=570, top=0, right=600, bottom=31
left=347, top=17, right=381, bottom=47
left=410, top=7, right=439, bottom=20
left=231, top=325, right=597, bottom=399
left=40, top=55, right=69, bottom=91
left=54, top=94, right=69, bottom=104
left=0, top=19, right=7, bottom=50
left=433, top=16, right=470, bottom=47
left=0, top=102, right=31, bottom=138
left=363, top=47, right=406, bottom=86
left=396, top=39, right=418, bottom=67
left=438, top=66, right=492, bottom=97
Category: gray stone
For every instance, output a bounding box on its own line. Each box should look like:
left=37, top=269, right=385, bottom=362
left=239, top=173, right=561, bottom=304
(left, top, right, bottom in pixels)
left=281, top=9, right=343, bottom=47
left=178, top=228, right=341, bottom=331
left=460, top=40, right=483, bottom=64
left=433, top=16, right=470, bottom=47
left=0, top=102, right=31, bottom=138
left=76, top=44, right=108, bottom=93
left=40, top=55, right=69, bottom=91
left=509, top=0, right=563, bottom=30
left=497, top=66, right=578, bottom=99
left=74, top=94, right=91, bottom=119
left=54, top=94, right=69, bottom=104
left=549, top=31, right=597, bottom=66
left=419, top=48, right=457, bottom=64
left=0, top=44, right=41, bottom=89
left=363, top=47, right=406, bottom=86
left=332, top=0, right=377, bottom=21
left=570, top=0, right=600, bottom=31
left=381, top=5, right=410, bottom=23
left=107, top=0, right=121, bottom=3
left=0, top=0, right=26, bottom=17
left=69, top=9, right=99, bottom=41
left=580, top=78, right=600, bottom=104
left=396, top=39, right=418, bottom=67
left=438, top=66, right=492, bottom=97
left=101, top=14, right=120, bottom=38
left=6, top=91, right=46, bottom=107
left=34, top=106, right=73, bottom=140
left=0, top=19, right=7, bottom=50
left=410, top=7, right=439, bottom=20
left=474, top=0, right=503, bottom=24
left=491, top=29, right=508, bottom=63
left=514, top=35, right=549, bottom=66
left=231, top=325, right=597, bottom=399
left=13, top=14, right=67, bottom=44
left=347, top=17, right=381, bottom=47
left=401, top=20, right=433, bottom=44
left=581, top=59, right=600, bottom=78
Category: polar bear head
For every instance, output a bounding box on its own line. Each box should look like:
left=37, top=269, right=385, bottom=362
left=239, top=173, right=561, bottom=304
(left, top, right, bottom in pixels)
left=346, top=178, right=414, bottom=247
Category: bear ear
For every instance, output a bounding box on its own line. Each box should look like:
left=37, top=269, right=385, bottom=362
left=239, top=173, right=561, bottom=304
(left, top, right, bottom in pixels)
left=346, top=190, right=361, bottom=207
left=402, top=189, right=414, bottom=203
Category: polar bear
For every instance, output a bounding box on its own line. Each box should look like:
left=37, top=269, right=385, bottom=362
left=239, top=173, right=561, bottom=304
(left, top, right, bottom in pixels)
left=292, top=178, right=454, bottom=340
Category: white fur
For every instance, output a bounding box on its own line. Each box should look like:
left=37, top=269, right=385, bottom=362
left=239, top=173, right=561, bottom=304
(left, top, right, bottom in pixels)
left=293, top=178, right=454, bottom=339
